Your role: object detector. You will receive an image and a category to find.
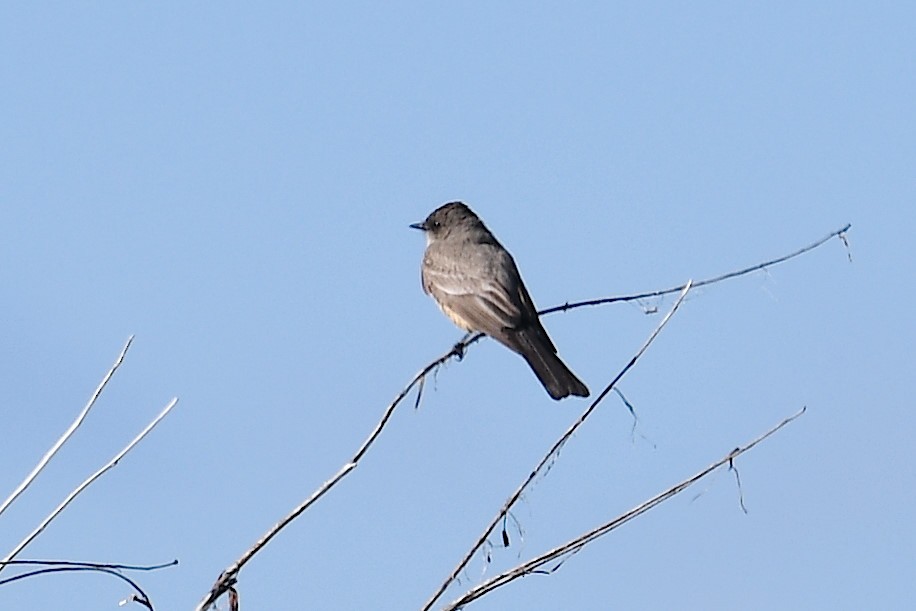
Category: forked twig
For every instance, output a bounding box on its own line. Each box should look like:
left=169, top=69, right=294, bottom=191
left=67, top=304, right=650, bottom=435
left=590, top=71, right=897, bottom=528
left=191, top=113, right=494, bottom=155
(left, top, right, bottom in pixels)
left=442, top=408, right=807, bottom=610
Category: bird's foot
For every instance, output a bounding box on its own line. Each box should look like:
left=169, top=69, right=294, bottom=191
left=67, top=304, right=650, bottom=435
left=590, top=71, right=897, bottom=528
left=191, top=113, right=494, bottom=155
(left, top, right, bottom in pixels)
left=452, top=341, right=466, bottom=360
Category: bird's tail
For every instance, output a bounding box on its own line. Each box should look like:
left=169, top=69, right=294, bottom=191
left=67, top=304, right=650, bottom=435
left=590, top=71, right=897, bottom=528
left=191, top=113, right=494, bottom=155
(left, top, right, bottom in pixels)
left=514, top=327, right=589, bottom=401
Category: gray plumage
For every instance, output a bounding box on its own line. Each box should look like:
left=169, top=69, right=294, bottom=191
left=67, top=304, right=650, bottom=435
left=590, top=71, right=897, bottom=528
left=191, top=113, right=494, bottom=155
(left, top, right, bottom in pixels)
left=411, top=202, right=589, bottom=400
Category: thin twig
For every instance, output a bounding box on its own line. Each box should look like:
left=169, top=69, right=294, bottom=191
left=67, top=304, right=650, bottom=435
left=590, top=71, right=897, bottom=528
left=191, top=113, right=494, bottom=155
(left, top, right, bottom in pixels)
left=0, top=559, right=177, bottom=572
left=1, top=398, right=179, bottom=567
left=0, top=559, right=176, bottom=611
left=541, top=223, right=852, bottom=316
left=0, top=336, right=135, bottom=525
left=3, top=566, right=154, bottom=609
left=729, top=456, right=748, bottom=513
left=443, top=407, right=806, bottom=610
left=422, top=281, right=693, bottom=611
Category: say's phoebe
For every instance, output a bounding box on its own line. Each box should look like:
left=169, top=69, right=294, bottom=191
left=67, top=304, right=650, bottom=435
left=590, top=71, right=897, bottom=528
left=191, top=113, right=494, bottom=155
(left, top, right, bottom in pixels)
left=411, top=201, right=589, bottom=400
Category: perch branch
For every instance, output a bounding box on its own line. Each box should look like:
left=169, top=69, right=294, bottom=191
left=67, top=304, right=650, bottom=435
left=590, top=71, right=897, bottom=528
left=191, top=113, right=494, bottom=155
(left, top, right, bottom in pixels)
left=542, top=223, right=852, bottom=315
left=193, top=347, right=471, bottom=611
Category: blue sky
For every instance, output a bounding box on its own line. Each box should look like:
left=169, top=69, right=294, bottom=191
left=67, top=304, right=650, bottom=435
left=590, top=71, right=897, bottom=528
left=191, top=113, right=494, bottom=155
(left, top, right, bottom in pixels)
left=1, top=2, right=912, bottom=609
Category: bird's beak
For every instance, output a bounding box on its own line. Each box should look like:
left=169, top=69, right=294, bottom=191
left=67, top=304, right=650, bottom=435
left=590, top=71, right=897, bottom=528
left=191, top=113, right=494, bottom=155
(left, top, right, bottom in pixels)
left=409, top=221, right=426, bottom=231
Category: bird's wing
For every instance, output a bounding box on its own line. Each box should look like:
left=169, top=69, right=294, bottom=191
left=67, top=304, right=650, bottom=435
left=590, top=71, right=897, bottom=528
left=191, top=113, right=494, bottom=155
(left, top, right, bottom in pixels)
left=424, top=272, right=518, bottom=331
left=422, top=248, right=525, bottom=338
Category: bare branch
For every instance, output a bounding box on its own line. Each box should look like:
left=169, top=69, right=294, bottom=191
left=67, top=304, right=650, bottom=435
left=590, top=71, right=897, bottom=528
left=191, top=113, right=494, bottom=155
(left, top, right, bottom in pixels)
left=0, top=559, right=177, bottom=572
left=194, top=345, right=474, bottom=610
left=443, top=408, right=807, bottom=610
left=541, top=223, right=852, bottom=315
left=422, top=281, right=693, bottom=611
left=1, top=398, right=179, bottom=568
left=0, top=336, right=135, bottom=522
left=0, top=558, right=176, bottom=610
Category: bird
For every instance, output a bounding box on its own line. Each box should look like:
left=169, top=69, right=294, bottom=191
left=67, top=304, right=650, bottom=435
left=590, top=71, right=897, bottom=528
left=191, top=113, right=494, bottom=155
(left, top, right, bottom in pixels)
left=411, top=201, right=589, bottom=400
